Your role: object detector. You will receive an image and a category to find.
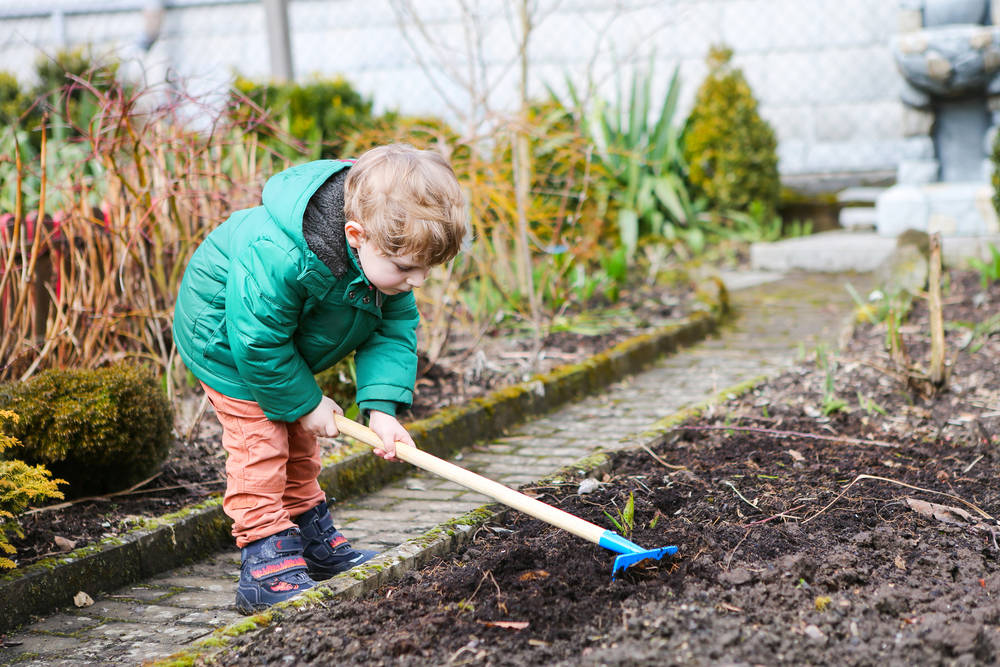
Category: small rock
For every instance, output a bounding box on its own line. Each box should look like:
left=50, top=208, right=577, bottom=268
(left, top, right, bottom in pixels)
left=73, top=591, right=94, bottom=608
left=719, top=567, right=754, bottom=586
left=53, top=535, right=76, bottom=552
left=852, top=530, right=873, bottom=546
left=577, top=478, right=600, bottom=495
left=804, top=624, right=827, bottom=643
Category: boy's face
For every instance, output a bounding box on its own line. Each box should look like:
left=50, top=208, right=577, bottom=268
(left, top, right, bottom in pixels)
left=345, top=221, right=430, bottom=295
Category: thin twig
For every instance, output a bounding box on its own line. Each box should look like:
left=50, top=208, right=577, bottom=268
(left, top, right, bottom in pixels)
left=723, top=481, right=759, bottom=511
left=724, top=529, right=751, bottom=571
left=802, top=474, right=993, bottom=525
left=640, top=444, right=687, bottom=470
left=963, top=455, right=984, bottom=475
left=22, top=473, right=223, bottom=516
left=741, top=504, right=808, bottom=528
left=676, top=425, right=898, bottom=449
left=183, top=391, right=211, bottom=444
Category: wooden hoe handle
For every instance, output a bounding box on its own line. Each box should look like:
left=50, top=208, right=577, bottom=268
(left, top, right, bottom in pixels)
left=333, top=413, right=606, bottom=546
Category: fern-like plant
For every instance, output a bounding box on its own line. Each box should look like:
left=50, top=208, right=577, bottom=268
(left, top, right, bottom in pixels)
left=0, top=410, right=66, bottom=568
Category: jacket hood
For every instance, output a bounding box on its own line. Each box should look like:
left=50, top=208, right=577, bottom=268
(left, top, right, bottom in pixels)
left=261, top=159, right=353, bottom=253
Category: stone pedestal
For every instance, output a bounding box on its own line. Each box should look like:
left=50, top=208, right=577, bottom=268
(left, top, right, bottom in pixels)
left=877, top=0, right=1000, bottom=237
left=877, top=182, right=999, bottom=236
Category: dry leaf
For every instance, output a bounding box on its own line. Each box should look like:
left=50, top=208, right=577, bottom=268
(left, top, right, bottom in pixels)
left=477, top=620, right=529, bottom=630
left=905, top=497, right=973, bottom=525
left=73, top=591, right=94, bottom=608
left=53, top=536, right=76, bottom=552
left=787, top=449, right=805, bottom=462
left=894, top=554, right=907, bottom=571
left=518, top=570, right=550, bottom=581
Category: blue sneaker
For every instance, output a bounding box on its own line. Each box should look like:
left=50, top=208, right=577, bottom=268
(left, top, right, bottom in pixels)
left=295, top=500, right=377, bottom=580
left=235, top=528, right=316, bottom=614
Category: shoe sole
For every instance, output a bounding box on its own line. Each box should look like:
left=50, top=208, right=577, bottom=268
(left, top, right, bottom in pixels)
left=305, top=551, right=376, bottom=581
left=235, top=586, right=313, bottom=615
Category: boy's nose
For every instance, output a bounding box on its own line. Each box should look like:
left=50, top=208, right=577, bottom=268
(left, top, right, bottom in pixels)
left=407, top=271, right=427, bottom=288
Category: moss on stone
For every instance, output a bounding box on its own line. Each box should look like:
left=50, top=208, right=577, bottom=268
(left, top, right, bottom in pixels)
left=157, top=651, right=203, bottom=667
left=541, top=451, right=611, bottom=484
left=218, top=614, right=269, bottom=636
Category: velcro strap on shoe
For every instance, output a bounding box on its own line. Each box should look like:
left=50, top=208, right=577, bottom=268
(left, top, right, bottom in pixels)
left=250, top=555, right=308, bottom=582
left=327, top=533, right=349, bottom=550
left=271, top=535, right=304, bottom=554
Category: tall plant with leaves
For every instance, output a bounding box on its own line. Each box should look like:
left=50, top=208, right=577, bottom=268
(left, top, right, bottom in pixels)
left=588, top=59, right=701, bottom=258
left=345, top=98, right=607, bottom=354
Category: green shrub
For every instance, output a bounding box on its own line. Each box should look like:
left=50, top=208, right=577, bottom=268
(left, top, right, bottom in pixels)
left=0, top=71, right=31, bottom=129
left=0, top=364, right=173, bottom=497
left=682, top=45, right=780, bottom=219
left=232, top=74, right=375, bottom=159
left=0, top=409, right=66, bottom=568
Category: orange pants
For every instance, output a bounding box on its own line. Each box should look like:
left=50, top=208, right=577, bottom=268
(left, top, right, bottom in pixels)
left=201, top=383, right=327, bottom=547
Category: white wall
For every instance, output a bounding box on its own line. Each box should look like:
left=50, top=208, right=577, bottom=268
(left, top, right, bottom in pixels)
left=0, top=0, right=906, bottom=187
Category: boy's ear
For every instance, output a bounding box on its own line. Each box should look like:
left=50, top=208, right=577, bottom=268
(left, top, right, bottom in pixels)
left=344, top=220, right=366, bottom=249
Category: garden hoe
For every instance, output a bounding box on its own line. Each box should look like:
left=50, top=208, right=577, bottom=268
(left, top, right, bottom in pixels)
left=334, top=414, right=678, bottom=579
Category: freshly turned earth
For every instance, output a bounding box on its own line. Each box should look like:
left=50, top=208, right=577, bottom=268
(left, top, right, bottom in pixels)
left=209, top=270, right=1000, bottom=665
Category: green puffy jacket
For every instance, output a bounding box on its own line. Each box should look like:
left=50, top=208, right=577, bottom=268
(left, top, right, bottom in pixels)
left=172, top=160, right=419, bottom=422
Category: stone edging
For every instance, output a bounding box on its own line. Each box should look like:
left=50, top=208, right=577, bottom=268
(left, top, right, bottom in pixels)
left=160, top=374, right=764, bottom=667
left=0, top=290, right=726, bottom=636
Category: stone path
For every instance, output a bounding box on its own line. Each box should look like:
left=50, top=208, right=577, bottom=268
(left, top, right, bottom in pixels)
left=0, top=271, right=869, bottom=666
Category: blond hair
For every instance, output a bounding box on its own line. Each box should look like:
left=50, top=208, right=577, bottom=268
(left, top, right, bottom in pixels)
left=344, top=144, right=467, bottom=266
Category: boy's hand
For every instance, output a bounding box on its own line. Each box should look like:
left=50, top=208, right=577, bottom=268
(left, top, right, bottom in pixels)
left=300, top=395, right=344, bottom=437
left=368, top=411, right=415, bottom=461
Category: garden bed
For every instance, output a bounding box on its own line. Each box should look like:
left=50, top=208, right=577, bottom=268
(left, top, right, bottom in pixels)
left=7, top=281, right=701, bottom=569
left=209, top=269, right=1000, bottom=665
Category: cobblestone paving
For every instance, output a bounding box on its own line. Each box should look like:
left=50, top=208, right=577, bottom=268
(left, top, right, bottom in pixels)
left=0, top=271, right=867, bottom=666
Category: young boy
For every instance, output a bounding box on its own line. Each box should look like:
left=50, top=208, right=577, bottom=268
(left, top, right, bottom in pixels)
left=172, top=144, right=467, bottom=614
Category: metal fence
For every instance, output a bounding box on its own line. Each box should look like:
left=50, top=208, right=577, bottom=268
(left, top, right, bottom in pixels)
left=0, top=0, right=906, bottom=189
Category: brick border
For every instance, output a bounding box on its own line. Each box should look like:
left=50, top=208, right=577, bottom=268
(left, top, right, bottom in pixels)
left=0, top=292, right=726, bottom=635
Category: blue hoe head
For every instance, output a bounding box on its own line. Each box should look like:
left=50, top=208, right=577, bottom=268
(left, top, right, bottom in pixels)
left=598, top=530, right=678, bottom=579
left=611, top=545, right=678, bottom=579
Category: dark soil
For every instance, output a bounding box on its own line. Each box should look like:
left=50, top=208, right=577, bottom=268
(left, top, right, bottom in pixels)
left=7, top=282, right=696, bottom=568
left=209, top=269, right=1000, bottom=666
